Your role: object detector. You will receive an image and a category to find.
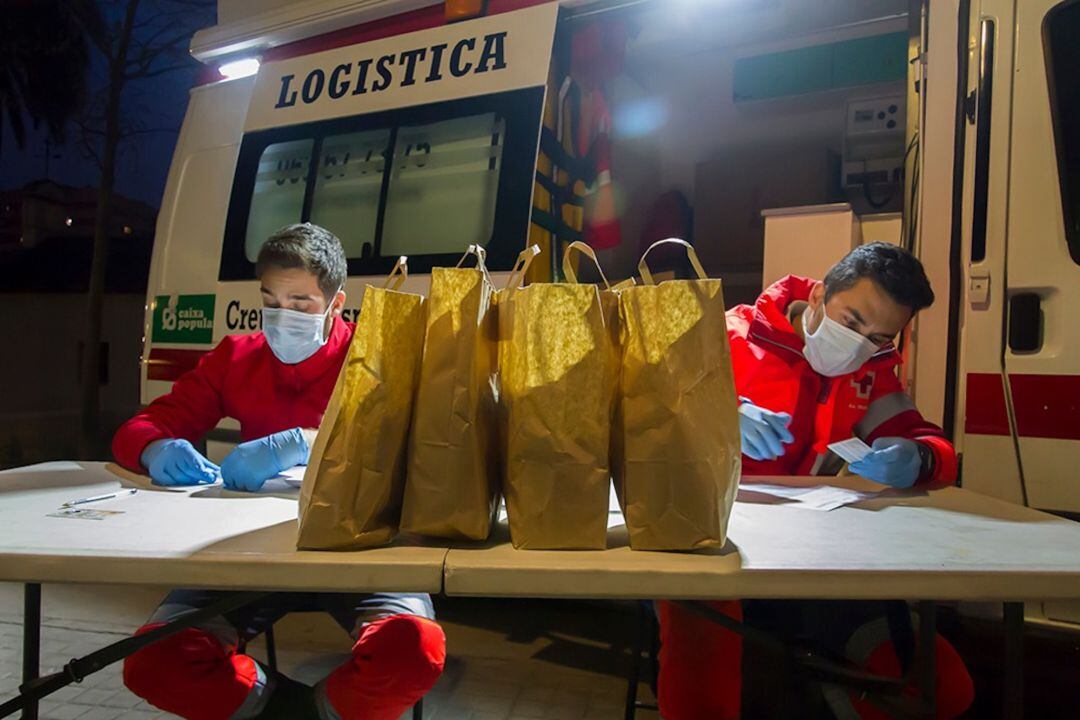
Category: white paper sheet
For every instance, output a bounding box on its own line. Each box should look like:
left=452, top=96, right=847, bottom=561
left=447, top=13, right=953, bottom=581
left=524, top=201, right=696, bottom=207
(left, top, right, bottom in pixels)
left=495, top=481, right=627, bottom=530
left=828, top=437, right=873, bottom=464
left=740, top=483, right=878, bottom=511
left=277, top=466, right=307, bottom=487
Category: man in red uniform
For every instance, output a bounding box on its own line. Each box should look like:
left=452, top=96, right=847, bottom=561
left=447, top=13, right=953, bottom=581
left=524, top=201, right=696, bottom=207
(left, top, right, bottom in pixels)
left=658, top=243, right=973, bottom=719
left=113, top=224, right=445, bottom=720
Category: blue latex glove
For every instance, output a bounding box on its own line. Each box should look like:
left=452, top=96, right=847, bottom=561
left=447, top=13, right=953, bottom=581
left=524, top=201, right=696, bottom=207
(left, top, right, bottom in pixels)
left=738, top=398, right=795, bottom=461
left=849, top=437, right=922, bottom=489
left=141, top=439, right=220, bottom=487
left=221, top=427, right=310, bottom=493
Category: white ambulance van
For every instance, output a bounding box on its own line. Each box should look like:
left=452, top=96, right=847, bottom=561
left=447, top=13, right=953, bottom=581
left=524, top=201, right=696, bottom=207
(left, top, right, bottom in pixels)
left=145, top=0, right=1079, bottom=551
left=146, top=0, right=560, bottom=462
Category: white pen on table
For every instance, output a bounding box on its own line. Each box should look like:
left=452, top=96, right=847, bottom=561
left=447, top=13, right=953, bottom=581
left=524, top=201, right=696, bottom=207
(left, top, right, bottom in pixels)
left=62, top=489, right=138, bottom=508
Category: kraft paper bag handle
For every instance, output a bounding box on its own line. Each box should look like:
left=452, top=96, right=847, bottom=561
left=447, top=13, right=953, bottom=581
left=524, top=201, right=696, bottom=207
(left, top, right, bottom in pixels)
left=638, top=238, right=707, bottom=285
left=562, top=240, right=612, bottom=290
left=503, top=244, right=541, bottom=290
left=383, top=256, right=408, bottom=291
left=456, top=244, right=494, bottom=286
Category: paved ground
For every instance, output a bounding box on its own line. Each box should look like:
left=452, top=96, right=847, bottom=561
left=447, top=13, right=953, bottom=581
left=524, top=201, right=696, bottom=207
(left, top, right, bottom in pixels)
left=0, top=584, right=653, bottom=720
left=5, top=584, right=1080, bottom=719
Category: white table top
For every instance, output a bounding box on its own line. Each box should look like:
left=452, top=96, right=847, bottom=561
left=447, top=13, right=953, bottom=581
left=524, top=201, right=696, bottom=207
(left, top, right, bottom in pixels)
left=0, top=462, right=447, bottom=592
left=4, top=463, right=1080, bottom=602
left=444, top=482, right=1080, bottom=601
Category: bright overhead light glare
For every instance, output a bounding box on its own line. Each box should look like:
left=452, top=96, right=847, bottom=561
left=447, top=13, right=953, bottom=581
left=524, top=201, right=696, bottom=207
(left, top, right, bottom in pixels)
left=219, top=58, right=260, bottom=80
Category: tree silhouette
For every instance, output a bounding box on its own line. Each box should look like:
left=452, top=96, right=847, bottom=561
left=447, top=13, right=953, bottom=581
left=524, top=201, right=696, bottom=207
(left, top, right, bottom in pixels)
left=76, top=0, right=214, bottom=458
left=0, top=0, right=103, bottom=154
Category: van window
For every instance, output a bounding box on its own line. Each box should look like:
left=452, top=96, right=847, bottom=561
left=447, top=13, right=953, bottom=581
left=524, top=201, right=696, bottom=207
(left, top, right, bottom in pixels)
left=1046, top=0, right=1080, bottom=265
left=382, top=114, right=505, bottom=257
left=308, top=129, right=390, bottom=259
left=244, top=139, right=313, bottom=261
left=220, top=88, right=543, bottom=280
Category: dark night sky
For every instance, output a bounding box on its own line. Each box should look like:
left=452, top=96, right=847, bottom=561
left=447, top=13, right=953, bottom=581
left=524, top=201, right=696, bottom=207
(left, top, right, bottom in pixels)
left=0, top=7, right=214, bottom=209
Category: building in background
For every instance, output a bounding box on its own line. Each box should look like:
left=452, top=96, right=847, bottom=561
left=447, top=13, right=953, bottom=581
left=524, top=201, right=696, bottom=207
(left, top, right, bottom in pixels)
left=0, top=180, right=157, bottom=467
left=0, top=179, right=156, bottom=252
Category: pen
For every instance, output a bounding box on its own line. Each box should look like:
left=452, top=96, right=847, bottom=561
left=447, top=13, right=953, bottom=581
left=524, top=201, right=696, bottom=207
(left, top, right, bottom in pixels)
left=62, top=489, right=138, bottom=508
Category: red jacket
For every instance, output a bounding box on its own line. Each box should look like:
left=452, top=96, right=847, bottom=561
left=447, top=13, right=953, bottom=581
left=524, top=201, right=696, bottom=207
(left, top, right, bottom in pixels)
left=729, top=276, right=957, bottom=484
left=113, top=318, right=354, bottom=472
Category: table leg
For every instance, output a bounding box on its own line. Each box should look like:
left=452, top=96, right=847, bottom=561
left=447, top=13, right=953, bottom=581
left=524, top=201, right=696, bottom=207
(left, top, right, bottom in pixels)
left=264, top=625, right=277, bottom=672
left=623, top=604, right=646, bottom=720
left=21, top=583, right=41, bottom=720
left=917, top=601, right=936, bottom=720
left=1003, top=602, right=1024, bottom=720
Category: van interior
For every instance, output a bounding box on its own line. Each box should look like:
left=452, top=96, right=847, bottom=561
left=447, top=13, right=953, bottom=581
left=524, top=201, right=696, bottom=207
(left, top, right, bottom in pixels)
left=571, top=0, right=911, bottom=303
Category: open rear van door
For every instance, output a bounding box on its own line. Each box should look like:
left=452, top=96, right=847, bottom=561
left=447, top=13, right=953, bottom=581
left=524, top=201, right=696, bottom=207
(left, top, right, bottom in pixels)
left=955, top=0, right=1023, bottom=504
left=997, top=0, right=1080, bottom=514
left=958, top=0, right=1080, bottom=513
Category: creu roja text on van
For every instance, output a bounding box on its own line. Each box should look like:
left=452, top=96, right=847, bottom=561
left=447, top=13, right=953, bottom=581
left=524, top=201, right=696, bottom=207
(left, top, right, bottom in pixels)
left=225, top=301, right=362, bottom=331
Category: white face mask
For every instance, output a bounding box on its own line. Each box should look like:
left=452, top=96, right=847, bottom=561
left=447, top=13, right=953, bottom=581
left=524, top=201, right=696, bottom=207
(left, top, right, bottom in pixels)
left=262, top=289, right=340, bottom=365
left=801, top=303, right=880, bottom=377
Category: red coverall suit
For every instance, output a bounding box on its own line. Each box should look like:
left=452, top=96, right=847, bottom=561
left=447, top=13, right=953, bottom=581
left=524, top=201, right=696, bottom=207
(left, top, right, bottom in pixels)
left=112, top=317, right=446, bottom=720
left=657, top=276, right=973, bottom=720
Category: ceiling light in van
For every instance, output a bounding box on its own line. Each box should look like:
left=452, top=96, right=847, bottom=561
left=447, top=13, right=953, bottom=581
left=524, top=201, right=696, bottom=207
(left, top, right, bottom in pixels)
left=219, top=58, right=260, bottom=81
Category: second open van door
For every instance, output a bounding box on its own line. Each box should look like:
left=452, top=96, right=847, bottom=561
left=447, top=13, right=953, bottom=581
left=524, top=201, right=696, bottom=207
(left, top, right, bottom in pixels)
left=957, top=0, right=1080, bottom=513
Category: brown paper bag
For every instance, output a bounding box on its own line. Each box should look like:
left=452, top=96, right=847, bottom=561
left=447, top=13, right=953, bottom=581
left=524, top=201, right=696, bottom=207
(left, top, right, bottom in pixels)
left=491, top=245, right=540, bottom=526
left=297, top=258, right=426, bottom=550
left=401, top=246, right=498, bottom=541
left=616, top=238, right=741, bottom=551
left=499, top=242, right=619, bottom=550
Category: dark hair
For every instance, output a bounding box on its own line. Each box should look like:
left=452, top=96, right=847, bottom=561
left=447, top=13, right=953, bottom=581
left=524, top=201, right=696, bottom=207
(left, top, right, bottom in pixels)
left=255, top=223, right=347, bottom=300
left=823, top=242, right=935, bottom=313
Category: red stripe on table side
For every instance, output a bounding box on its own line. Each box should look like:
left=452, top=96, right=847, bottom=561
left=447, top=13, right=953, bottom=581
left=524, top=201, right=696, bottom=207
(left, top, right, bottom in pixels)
left=146, top=348, right=208, bottom=382
left=965, top=373, right=1080, bottom=440
left=195, top=0, right=555, bottom=85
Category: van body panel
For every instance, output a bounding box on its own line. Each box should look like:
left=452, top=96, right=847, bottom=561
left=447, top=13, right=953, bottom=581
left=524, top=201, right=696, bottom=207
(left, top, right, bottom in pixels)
left=148, top=0, right=1080, bottom=515
left=910, top=0, right=960, bottom=431
left=141, top=78, right=255, bottom=405
left=143, top=5, right=556, bottom=411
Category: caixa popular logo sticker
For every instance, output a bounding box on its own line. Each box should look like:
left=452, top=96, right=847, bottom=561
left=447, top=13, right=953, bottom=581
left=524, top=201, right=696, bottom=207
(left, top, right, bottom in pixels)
left=153, top=295, right=215, bottom=343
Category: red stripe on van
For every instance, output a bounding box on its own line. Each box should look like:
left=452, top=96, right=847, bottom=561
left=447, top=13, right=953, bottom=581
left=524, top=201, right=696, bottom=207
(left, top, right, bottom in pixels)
left=965, top=373, right=1080, bottom=440
left=264, top=0, right=553, bottom=62
left=263, top=3, right=446, bottom=62
left=196, top=1, right=554, bottom=84
left=965, top=373, right=1011, bottom=436
left=146, top=348, right=207, bottom=382
left=1009, top=374, right=1080, bottom=440
left=193, top=5, right=447, bottom=85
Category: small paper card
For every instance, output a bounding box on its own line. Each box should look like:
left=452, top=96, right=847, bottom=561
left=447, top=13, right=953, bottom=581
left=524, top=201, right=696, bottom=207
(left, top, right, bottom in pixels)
left=47, top=508, right=125, bottom=521
left=828, top=437, right=873, bottom=464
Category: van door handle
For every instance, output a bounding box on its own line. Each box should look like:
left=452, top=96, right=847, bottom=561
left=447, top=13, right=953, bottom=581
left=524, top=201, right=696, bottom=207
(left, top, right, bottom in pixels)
left=969, top=268, right=990, bottom=307
left=1008, top=293, right=1042, bottom=353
